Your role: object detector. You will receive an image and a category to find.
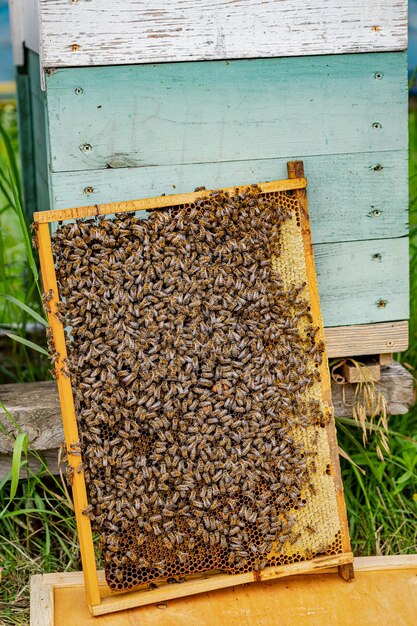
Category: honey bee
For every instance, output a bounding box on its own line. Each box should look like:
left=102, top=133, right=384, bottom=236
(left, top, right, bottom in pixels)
left=51, top=187, right=329, bottom=591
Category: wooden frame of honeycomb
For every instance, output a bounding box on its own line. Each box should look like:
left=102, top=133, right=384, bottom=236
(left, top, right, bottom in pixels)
left=34, top=161, right=353, bottom=616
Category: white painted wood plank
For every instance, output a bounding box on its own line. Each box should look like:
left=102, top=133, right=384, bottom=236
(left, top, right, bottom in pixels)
left=37, top=0, right=408, bottom=69
left=23, top=0, right=40, bottom=55
left=8, top=0, right=24, bottom=65
left=8, top=0, right=40, bottom=64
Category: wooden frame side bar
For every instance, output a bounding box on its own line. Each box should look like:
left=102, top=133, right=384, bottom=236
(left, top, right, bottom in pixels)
left=36, top=223, right=101, bottom=608
left=33, top=178, right=307, bottom=224
left=287, top=161, right=353, bottom=576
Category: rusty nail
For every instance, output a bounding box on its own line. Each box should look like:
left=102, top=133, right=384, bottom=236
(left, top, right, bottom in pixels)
left=84, top=186, right=94, bottom=195
left=377, top=299, right=387, bottom=309
left=71, top=43, right=80, bottom=52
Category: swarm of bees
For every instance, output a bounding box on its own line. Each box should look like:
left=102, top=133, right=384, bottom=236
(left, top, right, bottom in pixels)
left=51, top=185, right=328, bottom=591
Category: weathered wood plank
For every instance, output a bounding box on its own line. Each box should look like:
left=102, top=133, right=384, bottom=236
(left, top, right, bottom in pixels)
left=45, top=52, right=408, bottom=173
left=30, top=575, right=54, bottom=626
left=36, top=1, right=407, bottom=69
left=324, top=322, right=408, bottom=357
left=0, top=362, right=412, bottom=470
left=0, top=448, right=60, bottom=480
left=331, top=361, right=415, bottom=417
left=49, top=151, right=409, bottom=244
left=0, top=381, right=61, bottom=454
left=315, top=237, right=408, bottom=327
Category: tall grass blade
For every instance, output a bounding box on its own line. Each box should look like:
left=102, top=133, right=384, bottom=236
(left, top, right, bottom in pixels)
left=7, top=170, right=39, bottom=288
left=5, top=332, right=49, bottom=356
left=0, top=122, right=21, bottom=206
left=9, top=434, right=28, bottom=500
left=0, top=293, right=47, bottom=326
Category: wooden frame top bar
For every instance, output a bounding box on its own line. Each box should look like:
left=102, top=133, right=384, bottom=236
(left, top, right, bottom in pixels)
left=33, top=178, right=307, bottom=224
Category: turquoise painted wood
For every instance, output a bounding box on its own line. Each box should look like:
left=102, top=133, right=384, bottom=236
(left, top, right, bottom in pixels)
left=315, top=237, right=409, bottom=327
left=49, top=150, right=408, bottom=244
left=16, top=70, right=36, bottom=221
left=44, top=52, right=408, bottom=173
left=25, top=50, right=49, bottom=213
left=18, top=52, right=409, bottom=330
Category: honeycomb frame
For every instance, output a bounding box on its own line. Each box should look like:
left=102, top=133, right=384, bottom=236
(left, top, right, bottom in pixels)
left=34, top=161, right=353, bottom=616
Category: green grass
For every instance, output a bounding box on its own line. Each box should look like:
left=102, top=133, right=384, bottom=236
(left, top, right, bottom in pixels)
left=0, top=105, right=26, bottom=316
left=337, top=412, right=417, bottom=556
left=0, top=104, right=49, bottom=384
left=0, top=103, right=416, bottom=625
left=0, top=460, right=80, bottom=625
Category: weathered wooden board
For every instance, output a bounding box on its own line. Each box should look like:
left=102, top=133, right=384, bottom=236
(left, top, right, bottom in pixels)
left=44, top=52, right=408, bottom=173
left=0, top=361, right=413, bottom=479
left=49, top=151, right=408, bottom=244
left=30, top=556, right=417, bottom=626
left=34, top=0, right=407, bottom=69
left=316, top=238, right=408, bottom=326
left=324, top=322, right=408, bottom=357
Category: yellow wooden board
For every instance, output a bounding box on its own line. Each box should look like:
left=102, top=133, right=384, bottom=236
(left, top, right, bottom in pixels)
left=30, top=555, right=417, bottom=626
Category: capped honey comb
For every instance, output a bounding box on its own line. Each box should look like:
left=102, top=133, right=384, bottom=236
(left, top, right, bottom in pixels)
left=48, top=184, right=346, bottom=593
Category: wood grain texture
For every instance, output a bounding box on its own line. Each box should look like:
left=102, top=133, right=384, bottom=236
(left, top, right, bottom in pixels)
left=36, top=1, right=407, bottom=68
left=44, top=52, right=408, bottom=173
left=49, top=151, right=409, bottom=244
left=0, top=449, right=60, bottom=480
left=0, top=363, right=413, bottom=478
left=324, top=321, right=409, bottom=356
left=32, top=556, right=417, bottom=625
left=30, top=575, right=53, bottom=626
left=332, top=361, right=415, bottom=417
left=314, top=237, right=408, bottom=327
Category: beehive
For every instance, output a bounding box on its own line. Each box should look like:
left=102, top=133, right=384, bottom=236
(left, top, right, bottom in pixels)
left=34, top=168, right=353, bottom=614
left=8, top=0, right=409, bottom=359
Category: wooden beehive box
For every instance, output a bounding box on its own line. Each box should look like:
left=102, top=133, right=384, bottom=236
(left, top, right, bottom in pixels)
left=8, top=0, right=409, bottom=359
